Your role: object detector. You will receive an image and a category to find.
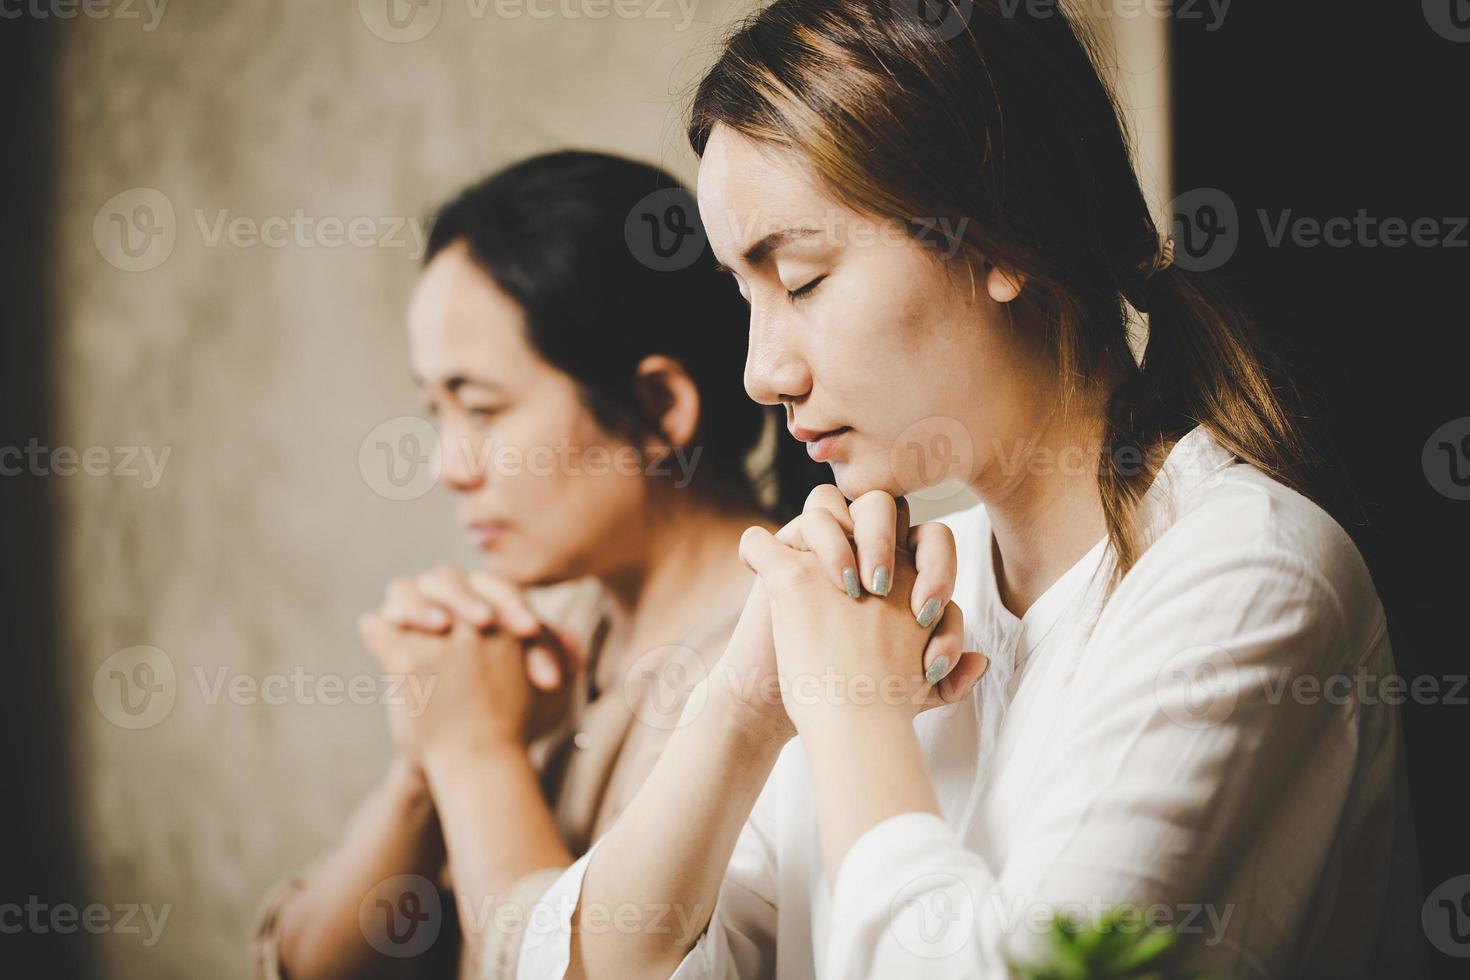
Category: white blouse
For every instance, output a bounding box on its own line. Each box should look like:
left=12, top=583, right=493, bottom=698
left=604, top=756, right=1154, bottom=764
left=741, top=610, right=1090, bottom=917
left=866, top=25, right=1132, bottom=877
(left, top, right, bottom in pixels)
left=517, top=426, right=1424, bottom=979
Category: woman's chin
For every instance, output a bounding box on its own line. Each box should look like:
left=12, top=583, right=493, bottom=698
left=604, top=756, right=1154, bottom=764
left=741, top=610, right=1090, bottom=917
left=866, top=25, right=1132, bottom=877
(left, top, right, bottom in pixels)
left=484, top=552, right=581, bottom=590
left=829, top=461, right=909, bottom=503
left=480, top=552, right=532, bottom=584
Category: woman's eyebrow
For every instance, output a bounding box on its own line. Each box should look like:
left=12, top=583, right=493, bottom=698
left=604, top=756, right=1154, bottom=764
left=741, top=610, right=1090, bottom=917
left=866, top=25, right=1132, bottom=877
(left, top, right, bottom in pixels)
left=444, top=375, right=504, bottom=394
left=713, top=226, right=822, bottom=273
left=409, top=372, right=504, bottom=394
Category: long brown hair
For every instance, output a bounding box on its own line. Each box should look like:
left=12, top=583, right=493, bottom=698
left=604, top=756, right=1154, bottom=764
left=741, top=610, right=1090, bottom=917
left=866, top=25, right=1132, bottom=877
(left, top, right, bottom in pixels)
left=688, top=0, right=1314, bottom=580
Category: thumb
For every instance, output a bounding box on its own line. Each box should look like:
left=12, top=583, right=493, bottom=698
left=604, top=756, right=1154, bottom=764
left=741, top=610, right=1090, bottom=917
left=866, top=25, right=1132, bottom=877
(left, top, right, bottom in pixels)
left=525, top=644, right=561, bottom=691
left=357, top=612, right=404, bottom=666
left=936, top=651, right=989, bottom=704
left=524, top=625, right=584, bottom=692
left=738, top=524, right=790, bottom=577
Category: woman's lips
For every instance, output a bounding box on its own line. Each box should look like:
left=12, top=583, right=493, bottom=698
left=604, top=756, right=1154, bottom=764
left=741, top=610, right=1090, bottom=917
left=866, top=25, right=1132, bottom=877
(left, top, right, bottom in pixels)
left=795, top=426, right=852, bottom=463
left=467, top=522, right=509, bottom=550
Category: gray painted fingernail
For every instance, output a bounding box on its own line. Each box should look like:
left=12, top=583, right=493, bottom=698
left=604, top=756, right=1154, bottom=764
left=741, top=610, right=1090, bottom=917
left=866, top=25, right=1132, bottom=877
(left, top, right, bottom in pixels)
left=925, top=655, right=950, bottom=686
left=917, top=597, right=942, bottom=629
left=872, top=565, right=891, bottom=597
left=843, top=568, right=862, bottom=599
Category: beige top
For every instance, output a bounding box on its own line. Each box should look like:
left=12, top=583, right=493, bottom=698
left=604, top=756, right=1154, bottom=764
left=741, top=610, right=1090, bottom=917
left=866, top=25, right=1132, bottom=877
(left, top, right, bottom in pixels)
left=250, top=576, right=748, bottom=980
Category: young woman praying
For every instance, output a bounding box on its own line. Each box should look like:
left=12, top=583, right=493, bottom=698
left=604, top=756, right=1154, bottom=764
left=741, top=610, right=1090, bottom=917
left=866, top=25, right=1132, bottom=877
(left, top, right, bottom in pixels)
left=515, top=5, right=1421, bottom=978
left=253, top=151, right=857, bottom=980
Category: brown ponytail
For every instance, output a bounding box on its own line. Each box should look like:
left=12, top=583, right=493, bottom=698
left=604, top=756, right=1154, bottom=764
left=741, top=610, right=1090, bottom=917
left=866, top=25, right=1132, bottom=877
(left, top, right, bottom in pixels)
left=689, top=0, right=1316, bottom=582
left=1101, top=260, right=1315, bottom=575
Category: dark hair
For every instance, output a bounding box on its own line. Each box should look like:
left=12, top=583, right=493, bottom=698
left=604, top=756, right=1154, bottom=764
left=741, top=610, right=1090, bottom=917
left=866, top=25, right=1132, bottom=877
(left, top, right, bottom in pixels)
left=424, top=149, right=829, bottom=521
left=689, top=0, right=1315, bottom=582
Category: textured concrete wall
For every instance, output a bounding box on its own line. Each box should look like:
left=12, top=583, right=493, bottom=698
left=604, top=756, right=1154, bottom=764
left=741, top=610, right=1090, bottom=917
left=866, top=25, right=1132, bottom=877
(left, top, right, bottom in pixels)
left=49, top=3, right=1167, bottom=977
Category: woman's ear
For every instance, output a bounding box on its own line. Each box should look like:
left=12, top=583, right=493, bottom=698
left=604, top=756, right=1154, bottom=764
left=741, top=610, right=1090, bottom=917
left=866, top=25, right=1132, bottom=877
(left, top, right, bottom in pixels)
left=985, top=264, right=1026, bottom=303
left=632, top=354, right=700, bottom=453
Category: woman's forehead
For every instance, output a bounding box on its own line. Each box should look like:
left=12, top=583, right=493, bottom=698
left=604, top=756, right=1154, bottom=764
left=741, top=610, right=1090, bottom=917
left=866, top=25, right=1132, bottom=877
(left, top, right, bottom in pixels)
left=698, top=129, right=848, bottom=265
left=407, top=248, right=538, bottom=385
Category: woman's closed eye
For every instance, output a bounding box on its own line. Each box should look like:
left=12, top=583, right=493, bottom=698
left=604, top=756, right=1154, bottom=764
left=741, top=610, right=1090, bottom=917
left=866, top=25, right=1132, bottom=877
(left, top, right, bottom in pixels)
left=786, top=275, right=826, bottom=302
left=464, top=405, right=505, bottom=422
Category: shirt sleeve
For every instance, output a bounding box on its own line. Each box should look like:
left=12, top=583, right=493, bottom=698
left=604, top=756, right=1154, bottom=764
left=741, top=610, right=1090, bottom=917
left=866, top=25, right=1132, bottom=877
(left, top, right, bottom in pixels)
left=249, top=867, right=311, bottom=980
left=516, top=750, right=786, bottom=980
left=251, top=846, right=457, bottom=977
left=471, top=866, right=571, bottom=980
left=824, top=533, right=1363, bottom=979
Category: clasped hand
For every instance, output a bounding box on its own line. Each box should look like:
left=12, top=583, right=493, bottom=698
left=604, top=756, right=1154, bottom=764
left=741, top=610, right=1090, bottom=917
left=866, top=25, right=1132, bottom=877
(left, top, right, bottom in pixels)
left=727, top=487, right=989, bottom=739
left=356, top=567, right=578, bottom=766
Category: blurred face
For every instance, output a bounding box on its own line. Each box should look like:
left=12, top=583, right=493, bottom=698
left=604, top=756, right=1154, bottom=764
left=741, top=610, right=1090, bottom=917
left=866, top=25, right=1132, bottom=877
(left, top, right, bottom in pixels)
left=407, top=241, right=652, bottom=585
left=697, top=123, right=1062, bottom=502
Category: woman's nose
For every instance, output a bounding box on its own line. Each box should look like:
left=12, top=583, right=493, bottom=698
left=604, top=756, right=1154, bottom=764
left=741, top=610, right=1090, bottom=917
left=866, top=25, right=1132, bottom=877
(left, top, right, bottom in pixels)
left=743, top=308, right=811, bottom=406
left=436, top=421, right=485, bottom=493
